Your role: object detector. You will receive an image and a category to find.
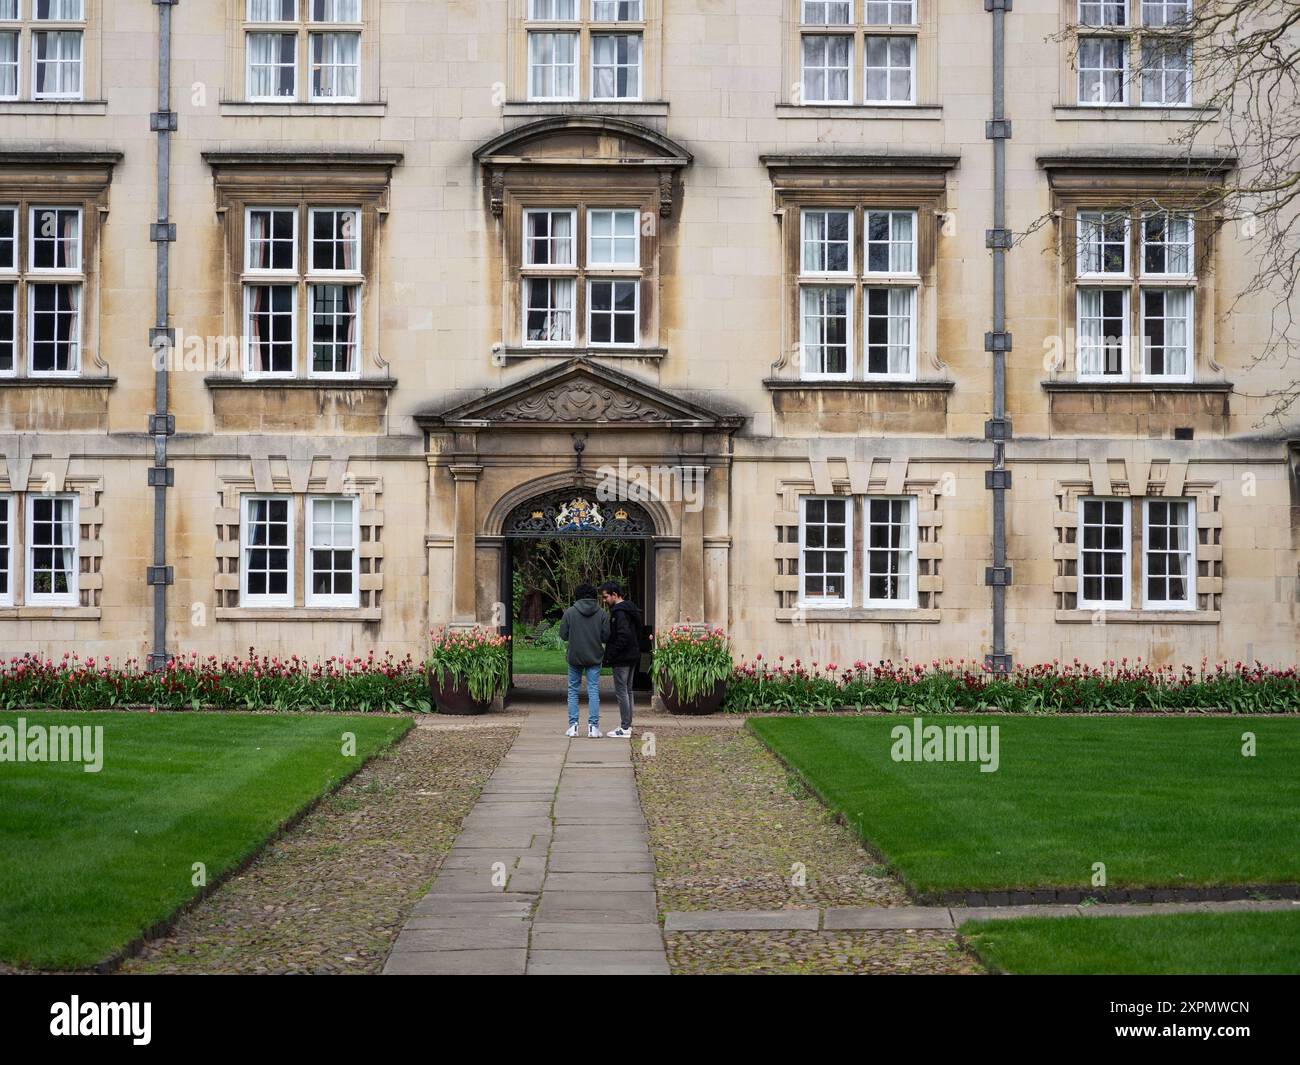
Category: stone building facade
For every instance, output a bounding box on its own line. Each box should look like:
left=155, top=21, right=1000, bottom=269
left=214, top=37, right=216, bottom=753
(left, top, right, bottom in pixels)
left=0, top=0, right=1296, bottom=672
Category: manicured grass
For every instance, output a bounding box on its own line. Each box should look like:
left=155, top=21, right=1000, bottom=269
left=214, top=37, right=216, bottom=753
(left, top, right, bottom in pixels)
left=749, top=716, right=1300, bottom=893
left=512, top=646, right=610, bottom=676
left=961, top=911, right=1300, bottom=974
left=0, top=711, right=411, bottom=969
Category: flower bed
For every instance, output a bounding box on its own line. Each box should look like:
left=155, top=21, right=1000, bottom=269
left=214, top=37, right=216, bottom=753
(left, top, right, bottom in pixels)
left=0, top=651, right=430, bottom=714
left=726, top=657, right=1300, bottom=714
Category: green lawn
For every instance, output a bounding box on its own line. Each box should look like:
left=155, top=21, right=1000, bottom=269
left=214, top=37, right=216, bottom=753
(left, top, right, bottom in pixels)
left=0, top=711, right=411, bottom=969
left=749, top=716, right=1300, bottom=893
left=512, top=645, right=610, bottom=676
left=962, top=911, right=1300, bottom=974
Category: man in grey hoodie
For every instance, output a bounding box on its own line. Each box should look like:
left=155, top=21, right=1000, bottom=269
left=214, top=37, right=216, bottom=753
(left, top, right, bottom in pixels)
left=558, top=582, right=610, bottom=738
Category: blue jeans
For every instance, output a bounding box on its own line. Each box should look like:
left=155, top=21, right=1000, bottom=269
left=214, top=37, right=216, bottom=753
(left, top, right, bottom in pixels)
left=567, top=665, right=601, bottom=727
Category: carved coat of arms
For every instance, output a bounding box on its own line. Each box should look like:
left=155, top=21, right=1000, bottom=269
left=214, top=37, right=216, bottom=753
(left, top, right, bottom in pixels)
left=555, top=497, right=604, bottom=532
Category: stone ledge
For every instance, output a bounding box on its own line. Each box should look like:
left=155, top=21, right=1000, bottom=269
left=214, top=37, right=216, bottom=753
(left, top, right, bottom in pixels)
left=203, top=375, right=396, bottom=391
left=776, top=608, right=941, bottom=624
left=0, top=100, right=108, bottom=115
left=219, top=101, right=386, bottom=117
left=1052, top=104, right=1219, bottom=122
left=502, top=101, right=669, bottom=119
left=0, top=606, right=101, bottom=620
left=1042, top=380, right=1233, bottom=394
left=498, top=347, right=667, bottom=362
left=765, top=378, right=953, bottom=392
left=214, top=608, right=382, bottom=622
left=774, top=104, right=943, bottom=121
left=1055, top=609, right=1219, bottom=625
left=0, top=376, right=116, bottom=389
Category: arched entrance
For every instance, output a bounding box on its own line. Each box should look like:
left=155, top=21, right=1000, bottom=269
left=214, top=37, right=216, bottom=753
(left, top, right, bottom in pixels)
left=500, top=488, right=656, bottom=699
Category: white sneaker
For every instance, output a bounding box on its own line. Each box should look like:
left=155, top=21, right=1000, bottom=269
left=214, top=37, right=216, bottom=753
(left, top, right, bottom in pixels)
left=606, top=727, right=632, bottom=738
left=566, top=723, right=579, bottom=737
left=587, top=724, right=601, bottom=738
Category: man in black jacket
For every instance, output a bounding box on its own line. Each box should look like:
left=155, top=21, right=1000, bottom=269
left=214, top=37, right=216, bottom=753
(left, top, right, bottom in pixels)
left=599, top=581, right=643, bottom=738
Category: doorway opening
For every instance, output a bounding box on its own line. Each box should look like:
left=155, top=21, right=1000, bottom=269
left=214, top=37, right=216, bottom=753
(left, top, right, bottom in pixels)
left=500, top=489, right=655, bottom=702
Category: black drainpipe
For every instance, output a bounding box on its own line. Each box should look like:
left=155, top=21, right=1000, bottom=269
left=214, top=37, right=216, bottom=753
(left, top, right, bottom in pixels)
left=147, top=0, right=177, bottom=670
left=983, top=0, right=1013, bottom=673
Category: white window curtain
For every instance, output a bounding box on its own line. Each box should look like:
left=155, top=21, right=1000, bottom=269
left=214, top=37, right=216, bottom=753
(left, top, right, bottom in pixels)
left=529, top=32, right=577, bottom=98
left=592, top=33, right=640, bottom=99
left=0, top=33, right=17, bottom=98
left=593, top=1, right=641, bottom=21
left=247, top=211, right=270, bottom=269
left=36, top=0, right=85, bottom=19
left=248, top=0, right=295, bottom=21
left=312, top=31, right=359, bottom=98
left=33, top=30, right=82, bottom=97
left=0, top=2, right=18, bottom=20
left=526, top=210, right=574, bottom=265
left=248, top=32, right=295, bottom=98
left=530, top=0, right=577, bottom=19
left=803, top=1, right=852, bottom=25
left=886, top=287, right=913, bottom=375
left=1077, top=288, right=1103, bottom=376
left=889, top=211, right=913, bottom=272
left=1144, top=287, right=1190, bottom=377
left=801, top=35, right=851, bottom=102
left=312, top=0, right=360, bottom=21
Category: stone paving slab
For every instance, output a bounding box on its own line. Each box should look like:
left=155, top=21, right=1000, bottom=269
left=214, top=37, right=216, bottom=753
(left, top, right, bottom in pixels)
left=393, top=925, right=530, bottom=952
left=384, top=948, right=528, bottom=976
left=526, top=950, right=670, bottom=975
left=546, top=852, right=656, bottom=874
left=535, top=890, right=659, bottom=922
left=825, top=906, right=956, bottom=930
left=665, top=909, right=821, bottom=932
left=530, top=924, right=666, bottom=951
left=541, top=872, right=657, bottom=892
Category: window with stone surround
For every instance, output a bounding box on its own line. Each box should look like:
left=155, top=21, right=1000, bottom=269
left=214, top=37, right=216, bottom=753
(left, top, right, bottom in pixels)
left=214, top=464, right=383, bottom=618
left=244, top=0, right=360, bottom=102
left=0, top=0, right=92, bottom=102
left=512, top=0, right=659, bottom=104
left=1069, top=0, right=1192, bottom=107
left=0, top=152, right=116, bottom=380
left=1043, top=160, right=1225, bottom=388
left=770, top=159, right=952, bottom=384
left=0, top=471, right=103, bottom=616
left=788, top=0, right=934, bottom=108
left=241, top=203, right=362, bottom=377
left=1069, top=207, right=1198, bottom=382
left=239, top=493, right=358, bottom=609
left=228, top=0, right=379, bottom=107
left=205, top=152, right=397, bottom=383
left=305, top=494, right=359, bottom=608
left=1053, top=460, right=1220, bottom=619
left=519, top=205, right=642, bottom=348
left=776, top=457, right=942, bottom=620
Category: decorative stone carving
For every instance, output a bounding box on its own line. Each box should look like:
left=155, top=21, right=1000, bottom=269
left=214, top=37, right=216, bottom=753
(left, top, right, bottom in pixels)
left=492, top=384, right=670, bottom=424
left=489, top=169, right=506, bottom=217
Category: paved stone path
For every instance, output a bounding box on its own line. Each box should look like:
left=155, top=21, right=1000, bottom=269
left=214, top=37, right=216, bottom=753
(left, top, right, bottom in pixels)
left=384, top=705, right=668, bottom=975
left=664, top=898, right=1300, bottom=932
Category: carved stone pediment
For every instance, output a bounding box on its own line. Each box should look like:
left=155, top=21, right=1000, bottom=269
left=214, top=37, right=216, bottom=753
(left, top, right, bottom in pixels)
left=474, top=117, right=692, bottom=217
left=416, top=359, right=743, bottom=432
